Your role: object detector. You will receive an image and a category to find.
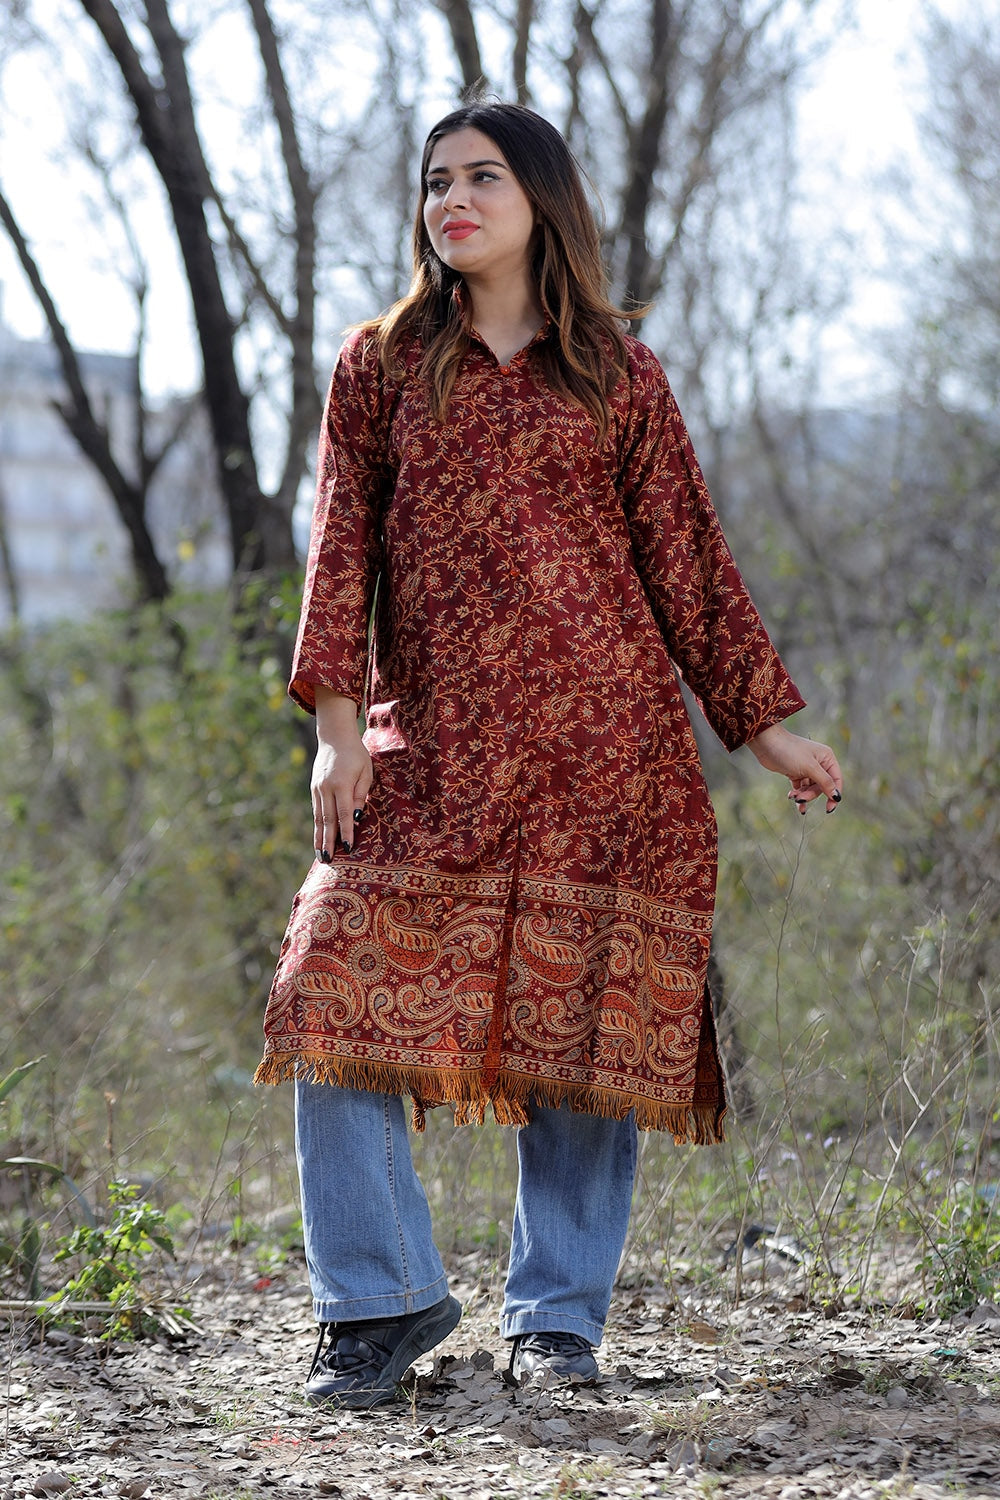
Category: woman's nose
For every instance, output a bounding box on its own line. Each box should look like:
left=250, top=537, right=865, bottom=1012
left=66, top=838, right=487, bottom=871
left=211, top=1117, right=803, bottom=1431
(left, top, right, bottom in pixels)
left=442, top=182, right=467, bottom=212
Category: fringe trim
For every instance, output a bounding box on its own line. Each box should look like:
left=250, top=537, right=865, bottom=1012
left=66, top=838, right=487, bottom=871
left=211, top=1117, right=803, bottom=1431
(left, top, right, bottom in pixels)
left=252, top=1052, right=726, bottom=1144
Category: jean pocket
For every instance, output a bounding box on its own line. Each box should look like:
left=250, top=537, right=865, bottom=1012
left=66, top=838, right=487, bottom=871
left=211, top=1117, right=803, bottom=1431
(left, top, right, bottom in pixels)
left=362, top=698, right=410, bottom=757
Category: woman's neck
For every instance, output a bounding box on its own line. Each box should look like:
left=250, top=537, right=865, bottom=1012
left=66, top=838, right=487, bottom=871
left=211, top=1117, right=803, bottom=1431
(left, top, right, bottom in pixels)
left=464, top=275, right=544, bottom=367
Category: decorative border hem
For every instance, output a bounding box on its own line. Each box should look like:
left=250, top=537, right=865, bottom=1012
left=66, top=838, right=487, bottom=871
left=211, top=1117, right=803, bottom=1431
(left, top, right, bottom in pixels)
left=253, top=1051, right=726, bottom=1144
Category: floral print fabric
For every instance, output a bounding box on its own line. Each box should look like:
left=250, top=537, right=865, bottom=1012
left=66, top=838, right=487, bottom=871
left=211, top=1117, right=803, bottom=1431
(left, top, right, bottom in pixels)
left=255, top=328, right=806, bottom=1138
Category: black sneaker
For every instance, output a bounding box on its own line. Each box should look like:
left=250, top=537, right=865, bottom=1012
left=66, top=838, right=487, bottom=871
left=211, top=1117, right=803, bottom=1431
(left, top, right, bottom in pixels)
left=510, top=1330, right=599, bottom=1386
left=306, top=1294, right=462, bottom=1408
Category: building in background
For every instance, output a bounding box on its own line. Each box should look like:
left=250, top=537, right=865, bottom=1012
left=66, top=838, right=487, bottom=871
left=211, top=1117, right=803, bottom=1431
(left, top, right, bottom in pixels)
left=0, top=287, right=228, bottom=628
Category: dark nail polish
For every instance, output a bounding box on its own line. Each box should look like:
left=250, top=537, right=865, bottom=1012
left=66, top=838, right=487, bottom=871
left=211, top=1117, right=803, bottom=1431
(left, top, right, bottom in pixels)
left=342, top=842, right=353, bottom=856
left=353, top=808, right=364, bottom=823
left=318, top=848, right=332, bottom=864
left=832, top=789, right=842, bottom=803
left=826, top=805, right=838, bottom=815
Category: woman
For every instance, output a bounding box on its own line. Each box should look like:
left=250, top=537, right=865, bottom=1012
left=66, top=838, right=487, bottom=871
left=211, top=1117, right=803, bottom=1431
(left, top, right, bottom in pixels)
left=255, top=102, right=842, bottom=1408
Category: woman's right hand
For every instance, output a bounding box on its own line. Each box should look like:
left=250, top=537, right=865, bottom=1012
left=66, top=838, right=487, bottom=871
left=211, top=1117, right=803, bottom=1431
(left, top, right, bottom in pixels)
left=311, top=688, right=374, bottom=859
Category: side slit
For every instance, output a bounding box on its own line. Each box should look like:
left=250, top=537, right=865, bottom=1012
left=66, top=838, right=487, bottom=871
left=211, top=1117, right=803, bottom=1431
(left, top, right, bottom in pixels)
left=481, top=822, right=522, bottom=1092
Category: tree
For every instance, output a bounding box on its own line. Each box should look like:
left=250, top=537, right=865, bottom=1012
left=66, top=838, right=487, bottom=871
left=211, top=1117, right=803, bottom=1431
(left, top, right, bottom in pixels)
left=78, top=0, right=315, bottom=574
left=730, top=5, right=1000, bottom=1005
left=888, top=5, right=1000, bottom=947
left=0, top=0, right=844, bottom=607
left=0, top=0, right=320, bottom=596
left=433, top=1, right=843, bottom=407
left=0, top=186, right=174, bottom=604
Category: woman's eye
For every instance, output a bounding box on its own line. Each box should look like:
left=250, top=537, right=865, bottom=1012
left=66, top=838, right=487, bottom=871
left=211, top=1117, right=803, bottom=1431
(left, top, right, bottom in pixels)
left=426, top=179, right=448, bottom=194
left=473, top=171, right=498, bottom=183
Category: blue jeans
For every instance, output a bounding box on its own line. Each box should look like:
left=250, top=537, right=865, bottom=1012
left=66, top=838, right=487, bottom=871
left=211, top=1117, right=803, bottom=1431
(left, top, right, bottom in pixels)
left=294, top=1082, right=638, bottom=1348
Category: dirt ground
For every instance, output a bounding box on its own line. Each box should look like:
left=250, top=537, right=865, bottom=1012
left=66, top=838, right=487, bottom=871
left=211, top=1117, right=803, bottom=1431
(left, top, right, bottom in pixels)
left=3, top=1248, right=999, bottom=1500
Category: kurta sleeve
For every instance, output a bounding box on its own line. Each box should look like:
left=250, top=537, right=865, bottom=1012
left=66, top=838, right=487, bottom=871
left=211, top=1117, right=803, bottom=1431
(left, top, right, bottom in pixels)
left=288, top=331, right=395, bottom=713
left=618, top=342, right=806, bottom=751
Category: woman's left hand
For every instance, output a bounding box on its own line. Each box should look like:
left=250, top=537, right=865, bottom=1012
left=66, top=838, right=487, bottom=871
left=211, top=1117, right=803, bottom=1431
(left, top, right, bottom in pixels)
left=746, top=723, right=844, bottom=815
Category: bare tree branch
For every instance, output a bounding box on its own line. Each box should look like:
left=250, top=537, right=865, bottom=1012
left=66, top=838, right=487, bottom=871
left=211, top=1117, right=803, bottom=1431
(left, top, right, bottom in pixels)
left=749, top=395, right=854, bottom=687
left=144, top=391, right=201, bottom=486
left=245, top=0, right=321, bottom=523
left=73, top=131, right=159, bottom=491
left=0, top=468, right=22, bottom=625
left=434, top=0, right=486, bottom=95
left=564, top=2, right=630, bottom=140
left=77, top=0, right=296, bottom=573
left=0, top=183, right=170, bottom=603
left=620, top=0, right=679, bottom=317
left=210, top=194, right=289, bottom=332
left=512, top=0, right=533, bottom=104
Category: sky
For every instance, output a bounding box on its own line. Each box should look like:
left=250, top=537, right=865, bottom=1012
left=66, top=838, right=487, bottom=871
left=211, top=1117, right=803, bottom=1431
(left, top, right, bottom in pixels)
left=799, top=4, right=928, bottom=178
left=792, top=3, right=935, bottom=397
left=0, top=0, right=975, bottom=405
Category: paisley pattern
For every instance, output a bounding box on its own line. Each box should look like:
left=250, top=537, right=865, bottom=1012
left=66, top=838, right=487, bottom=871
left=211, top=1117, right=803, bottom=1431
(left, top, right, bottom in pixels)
left=255, top=327, right=806, bottom=1139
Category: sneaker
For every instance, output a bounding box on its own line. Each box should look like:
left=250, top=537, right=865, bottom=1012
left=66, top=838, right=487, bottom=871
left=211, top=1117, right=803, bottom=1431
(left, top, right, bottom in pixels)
left=306, top=1294, right=462, bottom=1408
left=510, top=1330, right=599, bottom=1386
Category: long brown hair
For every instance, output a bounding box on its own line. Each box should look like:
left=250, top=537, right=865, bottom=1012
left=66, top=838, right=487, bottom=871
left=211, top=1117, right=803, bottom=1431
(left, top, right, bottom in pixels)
left=367, top=103, right=642, bottom=438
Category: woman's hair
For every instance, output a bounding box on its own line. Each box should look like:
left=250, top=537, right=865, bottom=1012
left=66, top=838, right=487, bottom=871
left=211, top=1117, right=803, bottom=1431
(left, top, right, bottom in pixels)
left=366, top=102, right=642, bottom=438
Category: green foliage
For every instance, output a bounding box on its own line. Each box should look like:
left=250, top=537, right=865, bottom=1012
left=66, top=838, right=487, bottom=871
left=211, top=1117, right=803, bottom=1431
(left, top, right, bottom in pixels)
left=0, top=1055, right=45, bottom=1108
left=0, top=589, right=306, bottom=1180
left=918, top=1184, right=999, bottom=1316
left=1, top=554, right=998, bottom=1306
left=0, top=1209, right=41, bottom=1300
left=47, top=1180, right=181, bottom=1340
left=0, top=1055, right=94, bottom=1297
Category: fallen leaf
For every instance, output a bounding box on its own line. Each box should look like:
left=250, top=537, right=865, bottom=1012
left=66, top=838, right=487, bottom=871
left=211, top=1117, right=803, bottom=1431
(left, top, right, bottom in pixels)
left=686, top=1319, right=723, bottom=1345
left=704, top=1436, right=740, bottom=1468
left=32, top=1476, right=73, bottom=1497
left=754, top=1419, right=797, bottom=1445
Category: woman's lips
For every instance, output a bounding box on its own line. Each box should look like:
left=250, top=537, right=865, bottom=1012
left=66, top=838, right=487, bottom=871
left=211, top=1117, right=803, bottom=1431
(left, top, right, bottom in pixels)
left=442, top=221, right=478, bottom=239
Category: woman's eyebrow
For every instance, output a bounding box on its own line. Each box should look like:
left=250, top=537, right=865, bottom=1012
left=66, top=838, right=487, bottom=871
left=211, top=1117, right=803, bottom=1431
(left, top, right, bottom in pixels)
left=425, top=158, right=508, bottom=177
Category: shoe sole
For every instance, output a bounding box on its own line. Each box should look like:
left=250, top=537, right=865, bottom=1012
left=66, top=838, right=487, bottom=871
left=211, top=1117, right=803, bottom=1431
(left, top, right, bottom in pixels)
left=515, top=1365, right=600, bottom=1389
left=306, top=1295, right=462, bottom=1410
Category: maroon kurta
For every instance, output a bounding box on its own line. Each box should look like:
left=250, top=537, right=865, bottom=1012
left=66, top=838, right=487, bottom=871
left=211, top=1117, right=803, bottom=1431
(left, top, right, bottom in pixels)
left=254, top=327, right=805, bottom=1139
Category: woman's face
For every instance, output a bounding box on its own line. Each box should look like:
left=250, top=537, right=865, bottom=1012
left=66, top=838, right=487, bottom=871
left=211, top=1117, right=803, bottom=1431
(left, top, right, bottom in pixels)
left=422, top=127, right=536, bottom=283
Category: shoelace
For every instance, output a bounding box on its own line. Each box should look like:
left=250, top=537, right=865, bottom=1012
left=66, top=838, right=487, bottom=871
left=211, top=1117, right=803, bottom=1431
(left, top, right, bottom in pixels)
left=519, top=1330, right=591, bottom=1355
left=309, top=1323, right=393, bottom=1377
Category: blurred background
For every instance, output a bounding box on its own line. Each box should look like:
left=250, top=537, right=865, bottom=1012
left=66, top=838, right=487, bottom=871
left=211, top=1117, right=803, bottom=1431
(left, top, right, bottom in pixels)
left=0, top=0, right=996, bottom=1303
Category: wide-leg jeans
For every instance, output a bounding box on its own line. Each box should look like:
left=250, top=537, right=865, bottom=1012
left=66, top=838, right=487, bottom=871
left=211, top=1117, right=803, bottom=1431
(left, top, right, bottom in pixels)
left=294, top=1081, right=638, bottom=1348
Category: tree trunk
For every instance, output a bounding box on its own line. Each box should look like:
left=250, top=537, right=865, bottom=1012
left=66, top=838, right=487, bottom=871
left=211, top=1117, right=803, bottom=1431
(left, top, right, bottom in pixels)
left=0, top=473, right=22, bottom=624
left=620, top=0, right=676, bottom=316
left=435, top=0, right=485, bottom=95
left=78, top=0, right=296, bottom=573
left=512, top=0, right=533, bottom=103
left=246, top=0, right=320, bottom=535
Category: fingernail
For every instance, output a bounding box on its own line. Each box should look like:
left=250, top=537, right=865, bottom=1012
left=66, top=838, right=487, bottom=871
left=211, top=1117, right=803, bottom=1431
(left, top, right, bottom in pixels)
left=341, top=841, right=353, bottom=856
left=832, top=789, right=842, bottom=803
left=353, top=808, right=364, bottom=824
left=317, top=848, right=332, bottom=864
left=826, top=805, right=838, bottom=815
left=794, top=797, right=807, bottom=805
